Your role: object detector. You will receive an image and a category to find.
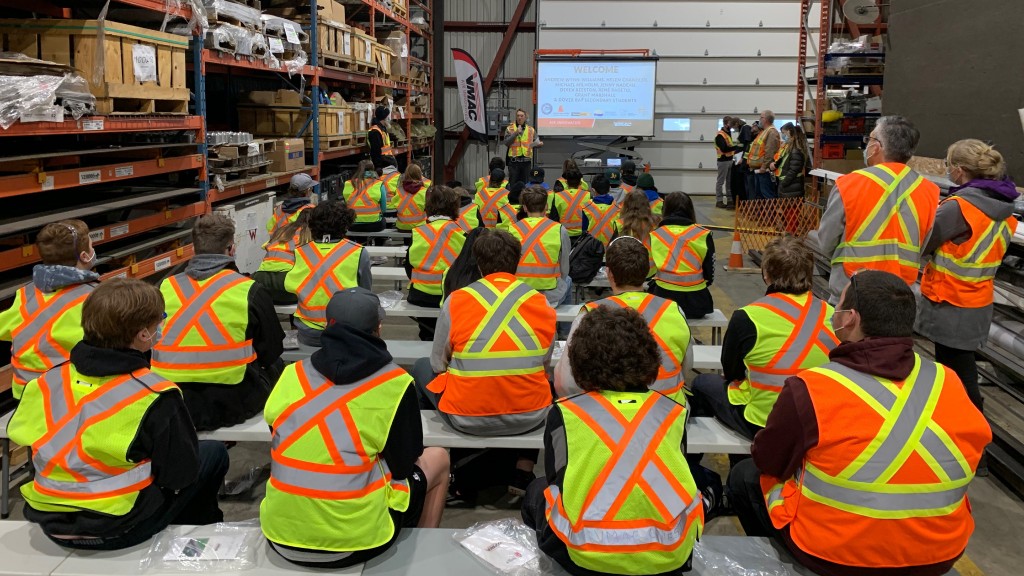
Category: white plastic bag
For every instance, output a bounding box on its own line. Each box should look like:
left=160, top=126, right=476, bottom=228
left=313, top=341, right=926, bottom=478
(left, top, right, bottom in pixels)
left=378, top=290, right=404, bottom=309
left=140, top=520, right=263, bottom=573
left=453, top=519, right=548, bottom=576
left=692, top=537, right=792, bottom=576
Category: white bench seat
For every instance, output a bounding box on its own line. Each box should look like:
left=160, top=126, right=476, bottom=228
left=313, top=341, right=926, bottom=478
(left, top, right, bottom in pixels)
left=364, top=246, right=407, bottom=258
left=0, top=520, right=73, bottom=576
left=347, top=229, right=411, bottom=239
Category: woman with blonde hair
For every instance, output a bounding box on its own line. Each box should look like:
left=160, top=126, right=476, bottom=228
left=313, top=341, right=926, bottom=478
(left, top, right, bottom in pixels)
left=918, top=139, right=1019, bottom=453
left=616, top=189, right=658, bottom=247
left=254, top=210, right=312, bottom=304
left=389, top=162, right=432, bottom=233
left=343, top=159, right=387, bottom=233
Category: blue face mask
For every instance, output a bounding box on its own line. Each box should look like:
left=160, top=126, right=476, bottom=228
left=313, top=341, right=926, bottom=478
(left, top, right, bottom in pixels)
left=781, top=134, right=790, bottom=144
left=364, top=171, right=377, bottom=178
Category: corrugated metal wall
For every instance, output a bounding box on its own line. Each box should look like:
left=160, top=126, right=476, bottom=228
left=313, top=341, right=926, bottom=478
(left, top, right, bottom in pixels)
left=442, top=0, right=538, bottom=186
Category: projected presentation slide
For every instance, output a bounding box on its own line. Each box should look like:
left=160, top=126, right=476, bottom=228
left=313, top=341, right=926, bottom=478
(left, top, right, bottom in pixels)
left=536, top=59, right=657, bottom=137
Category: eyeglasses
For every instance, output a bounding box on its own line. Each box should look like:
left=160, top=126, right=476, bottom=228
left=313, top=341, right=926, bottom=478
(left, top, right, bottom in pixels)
left=861, top=136, right=880, bottom=149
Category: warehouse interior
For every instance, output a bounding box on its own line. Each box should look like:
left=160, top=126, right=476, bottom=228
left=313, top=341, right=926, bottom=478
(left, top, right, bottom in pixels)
left=0, top=0, right=1022, bottom=575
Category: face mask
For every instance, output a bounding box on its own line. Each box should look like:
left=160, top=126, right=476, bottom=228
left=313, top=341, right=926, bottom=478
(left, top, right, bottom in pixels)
left=140, top=325, right=162, bottom=344
left=363, top=171, right=376, bottom=178
left=863, top=147, right=871, bottom=167
left=781, top=134, right=789, bottom=144
left=80, top=248, right=96, bottom=268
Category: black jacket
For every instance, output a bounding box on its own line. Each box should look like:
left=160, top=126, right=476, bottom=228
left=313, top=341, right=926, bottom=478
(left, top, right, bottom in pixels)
left=715, top=130, right=743, bottom=162
left=23, top=343, right=200, bottom=538
left=778, top=145, right=807, bottom=197
left=311, top=324, right=424, bottom=480
left=368, top=122, right=395, bottom=170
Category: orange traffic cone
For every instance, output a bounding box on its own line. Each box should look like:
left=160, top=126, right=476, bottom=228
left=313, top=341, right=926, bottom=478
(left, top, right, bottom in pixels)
left=724, top=229, right=759, bottom=273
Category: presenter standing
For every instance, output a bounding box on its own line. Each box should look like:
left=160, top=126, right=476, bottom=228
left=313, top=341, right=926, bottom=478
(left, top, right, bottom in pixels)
left=504, top=109, right=543, bottom=188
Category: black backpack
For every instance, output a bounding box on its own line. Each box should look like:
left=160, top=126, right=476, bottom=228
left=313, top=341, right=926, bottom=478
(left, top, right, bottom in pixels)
left=442, top=226, right=485, bottom=300
left=569, top=233, right=606, bottom=285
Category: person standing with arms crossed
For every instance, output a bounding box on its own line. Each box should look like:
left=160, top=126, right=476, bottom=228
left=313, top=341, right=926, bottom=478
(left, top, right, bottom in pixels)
left=504, top=109, right=543, bottom=189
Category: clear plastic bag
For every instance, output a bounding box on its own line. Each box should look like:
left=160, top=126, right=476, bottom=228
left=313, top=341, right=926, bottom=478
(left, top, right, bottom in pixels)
left=377, top=290, right=403, bottom=309
left=453, top=519, right=549, bottom=576
left=692, top=537, right=792, bottom=576
left=141, top=521, right=263, bottom=573
left=0, top=74, right=65, bottom=129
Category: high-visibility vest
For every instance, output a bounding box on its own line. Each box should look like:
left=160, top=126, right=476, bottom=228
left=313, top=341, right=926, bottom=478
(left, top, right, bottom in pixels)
left=726, top=292, right=838, bottom=427
left=773, top=145, right=789, bottom=178
left=381, top=171, right=401, bottom=202
left=715, top=129, right=736, bottom=158
left=152, top=270, right=255, bottom=384
left=544, top=391, right=703, bottom=574
left=369, top=125, right=393, bottom=155
left=457, top=203, right=480, bottom=233
left=410, top=219, right=465, bottom=296
left=6, top=282, right=94, bottom=398
left=921, top=196, right=1017, bottom=308
left=261, top=359, right=412, bottom=552
left=507, top=124, right=535, bottom=158
left=557, top=178, right=591, bottom=193
left=833, top=163, right=939, bottom=284
left=426, top=273, right=555, bottom=416
left=267, top=203, right=311, bottom=236
left=583, top=201, right=620, bottom=246
left=619, top=183, right=635, bottom=196
left=651, top=224, right=710, bottom=292
left=554, top=187, right=588, bottom=236
left=9, top=363, right=177, bottom=516
left=343, top=178, right=385, bottom=223
left=476, top=176, right=508, bottom=193
left=258, top=239, right=298, bottom=273
left=286, top=241, right=363, bottom=330
left=509, top=217, right=562, bottom=291
left=390, top=179, right=432, bottom=231
left=583, top=292, right=690, bottom=401
left=748, top=126, right=777, bottom=168
left=474, top=186, right=516, bottom=228
left=762, top=354, right=990, bottom=568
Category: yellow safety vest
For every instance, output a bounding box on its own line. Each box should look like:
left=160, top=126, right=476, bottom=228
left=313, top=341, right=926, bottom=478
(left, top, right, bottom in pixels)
left=715, top=129, right=736, bottom=158
left=258, top=240, right=298, bottom=273
left=473, top=186, right=516, bottom=228
left=389, top=179, right=433, bottom=231
left=369, top=125, right=393, bottom=155
left=152, top=270, right=255, bottom=385
left=267, top=203, right=311, bottom=236
left=409, top=219, right=466, bottom=296
left=381, top=171, right=402, bottom=203
left=343, top=179, right=385, bottom=223
left=583, top=201, right=620, bottom=246
left=651, top=224, right=710, bottom=292
left=509, top=217, right=562, bottom=291
left=261, top=359, right=412, bottom=553
left=457, top=203, right=481, bottom=233
left=507, top=124, right=535, bottom=158
left=476, top=176, right=508, bottom=193
left=553, top=187, right=588, bottom=236
left=286, top=241, right=363, bottom=330
left=9, top=363, right=178, bottom=516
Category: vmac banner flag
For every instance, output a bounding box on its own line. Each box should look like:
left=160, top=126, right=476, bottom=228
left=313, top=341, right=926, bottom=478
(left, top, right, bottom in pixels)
left=452, top=48, right=488, bottom=140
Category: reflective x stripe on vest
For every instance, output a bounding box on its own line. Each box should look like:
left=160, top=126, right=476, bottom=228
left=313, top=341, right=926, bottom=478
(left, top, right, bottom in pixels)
left=652, top=225, right=709, bottom=288
left=396, top=191, right=426, bottom=229
left=748, top=126, right=776, bottom=167
left=449, top=281, right=546, bottom=377
left=511, top=218, right=561, bottom=289
left=11, top=283, right=93, bottom=388
left=556, top=189, right=588, bottom=234
left=347, top=180, right=383, bottom=219
left=269, top=360, right=410, bottom=500
left=264, top=241, right=297, bottom=268
left=411, top=220, right=463, bottom=291
left=370, top=125, right=393, bottom=154
left=457, top=203, right=480, bottom=232
left=382, top=172, right=401, bottom=201
left=476, top=187, right=512, bottom=228
left=583, top=202, right=619, bottom=245
left=508, top=124, right=535, bottom=158
left=294, top=242, right=361, bottom=326
left=545, top=392, right=702, bottom=554
left=773, top=146, right=789, bottom=178
left=31, top=366, right=173, bottom=501
left=834, top=164, right=930, bottom=281
left=715, top=130, right=735, bottom=158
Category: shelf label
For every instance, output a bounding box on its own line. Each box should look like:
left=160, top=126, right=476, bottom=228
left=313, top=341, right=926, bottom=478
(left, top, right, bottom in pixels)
left=284, top=24, right=300, bottom=45
left=113, top=271, right=128, bottom=279
left=21, top=106, right=64, bottom=123
left=266, top=178, right=277, bottom=188
left=154, top=257, right=172, bottom=271
left=132, top=44, right=158, bottom=82
left=115, top=165, right=134, bottom=178
left=111, top=224, right=130, bottom=238
left=89, top=229, right=105, bottom=243
left=41, top=176, right=54, bottom=191
left=82, top=119, right=104, bottom=131
left=79, top=170, right=102, bottom=185
left=269, top=37, right=284, bottom=54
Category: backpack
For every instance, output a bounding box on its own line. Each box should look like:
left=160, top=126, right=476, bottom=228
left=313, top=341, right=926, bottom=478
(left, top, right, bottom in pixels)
left=569, top=232, right=606, bottom=285
left=442, top=226, right=485, bottom=300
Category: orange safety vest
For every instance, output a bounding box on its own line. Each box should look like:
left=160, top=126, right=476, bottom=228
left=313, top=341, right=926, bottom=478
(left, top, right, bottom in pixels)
left=762, top=356, right=990, bottom=568
left=510, top=217, right=562, bottom=291
left=833, top=163, right=939, bottom=284
left=475, top=186, right=516, bottom=228
left=427, top=273, right=555, bottom=416
left=921, top=196, right=1017, bottom=308
left=554, top=187, right=589, bottom=235
left=651, top=225, right=710, bottom=289
left=747, top=126, right=777, bottom=168
left=583, top=201, right=620, bottom=245
left=370, top=125, right=393, bottom=155
left=346, top=179, right=384, bottom=220
left=410, top=219, right=464, bottom=292
left=270, top=203, right=311, bottom=236
left=619, top=183, right=635, bottom=196
left=10, top=283, right=94, bottom=389
left=293, top=241, right=363, bottom=327
left=715, top=129, right=736, bottom=158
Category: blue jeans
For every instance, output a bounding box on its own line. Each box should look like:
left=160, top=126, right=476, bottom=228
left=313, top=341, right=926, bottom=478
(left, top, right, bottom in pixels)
left=755, top=172, right=778, bottom=200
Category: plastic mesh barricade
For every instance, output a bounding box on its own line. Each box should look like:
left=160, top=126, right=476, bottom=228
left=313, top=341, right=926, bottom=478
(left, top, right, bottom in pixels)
left=734, top=197, right=822, bottom=255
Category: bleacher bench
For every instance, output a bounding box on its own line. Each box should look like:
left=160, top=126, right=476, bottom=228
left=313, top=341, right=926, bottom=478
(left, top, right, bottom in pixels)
left=347, top=230, right=412, bottom=240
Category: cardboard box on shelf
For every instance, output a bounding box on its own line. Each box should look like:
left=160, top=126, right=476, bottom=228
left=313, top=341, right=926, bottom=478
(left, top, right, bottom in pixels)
left=215, top=193, right=274, bottom=274
left=246, top=89, right=304, bottom=106
left=238, top=106, right=342, bottom=137
left=268, top=138, right=306, bottom=172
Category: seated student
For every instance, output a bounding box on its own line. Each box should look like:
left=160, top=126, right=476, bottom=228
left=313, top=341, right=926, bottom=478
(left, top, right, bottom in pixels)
left=728, top=271, right=991, bottom=576
left=528, top=166, right=549, bottom=190
left=380, top=156, right=402, bottom=203
left=0, top=220, right=99, bottom=400
left=556, top=236, right=692, bottom=403
left=475, top=156, right=507, bottom=193
left=522, top=306, right=704, bottom=576
left=474, top=168, right=517, bottom=229
left=152, top=214, right=284, bottom=430
left=634, top=172, right=664, bottom=215
left=691, top=236, right=838, bottom=440
left=343, top=159, right=387, bottom=233
left=405, top=185, right=467, bottom=340
left=285, top=201, right=373, bottom=346
left=604, top=167, right=627, bottom=204
left=615, top=189, right=658, bottom=249
left=9, top=278, right=228, bottom=550
left=581, top=174, right=620, bottom=246
left=550, top=167, right=588, bottom=241
left=555, top=159, right=591, bottom=193
left=389, top=163, right=432, bottom=233
left=508, top=180, right=526, bottom=207
left=455, top=186, right=482, bottom=233
left=267, top=174, right=315, bottom=236
left=509, top=186, right=572, bottom=307
left=649, top=192, right=716, bottom=319
left=253, top=211, right=311, bottom=305
left=261, top=288, right=450, bottom=568
left=619, top=159, right=639, bottom=194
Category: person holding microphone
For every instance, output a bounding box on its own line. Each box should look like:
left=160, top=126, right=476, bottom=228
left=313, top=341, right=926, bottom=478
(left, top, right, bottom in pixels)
left=504, top=109, right=543, bottom=188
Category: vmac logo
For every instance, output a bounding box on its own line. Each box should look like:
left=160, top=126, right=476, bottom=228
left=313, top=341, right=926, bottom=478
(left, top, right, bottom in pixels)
left=465, top=74, right=478, bottom=121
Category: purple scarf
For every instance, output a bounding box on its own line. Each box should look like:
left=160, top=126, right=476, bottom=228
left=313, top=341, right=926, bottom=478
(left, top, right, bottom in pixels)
left=951, top=177, right=1020, bottom=201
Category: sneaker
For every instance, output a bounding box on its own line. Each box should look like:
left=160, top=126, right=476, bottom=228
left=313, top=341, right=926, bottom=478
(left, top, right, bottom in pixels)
left=698, top=466, right=734, bottom=521
left=508, top=469, right=536, bottom=497
left=446, top=473, right=478, bottom=508
left=715, top=201, right=727, bottom=209
left=725, top=201, right=736, bottom=210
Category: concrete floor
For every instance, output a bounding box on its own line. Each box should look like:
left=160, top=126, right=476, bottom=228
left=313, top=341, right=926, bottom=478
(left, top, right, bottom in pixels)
left=2, top=197, right=1019, bottom=575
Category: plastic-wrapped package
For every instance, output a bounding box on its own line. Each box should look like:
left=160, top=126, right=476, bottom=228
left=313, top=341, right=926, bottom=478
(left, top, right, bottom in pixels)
left=281, top=50, right=309, bottom=76
left=453, top=519, right=551, bottom=576
left=206, top=23, right=269, bottom=58
left=55, top=74, right=97, bottom=119
left=163, top=0, right=209, bottom=35
left=261, top=15, right=309, bottom=45
left=140, top=521, right=263, bottom=573
left=377, top=290, right=403, bottom=309
left=0, top=75, right=65, bottom=129
left=692, top=538, right=792, bottom=576
left=204, top=0, right=263, bottom=30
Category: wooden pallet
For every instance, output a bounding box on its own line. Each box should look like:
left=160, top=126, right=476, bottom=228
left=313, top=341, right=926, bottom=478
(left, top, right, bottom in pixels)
left=304, top=133, right=357, bottom=149
left=210, top=160, right=272, bottom=180
left=95, top=95, right=189, bottom=115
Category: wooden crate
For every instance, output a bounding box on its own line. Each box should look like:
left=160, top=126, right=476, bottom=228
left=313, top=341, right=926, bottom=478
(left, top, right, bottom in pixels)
left=373, top=42, right=395, bottom=79
left=351, top=30, right=376, bottom=66
left=392, top=0, right=408, bottom=19
left=0, top=19, right=189, bottom=113
left=237, top=105, right=345, bottom=137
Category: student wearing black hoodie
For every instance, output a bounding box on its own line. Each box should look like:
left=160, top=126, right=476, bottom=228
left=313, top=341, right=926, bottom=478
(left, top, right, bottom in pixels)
left=261, top=288, right=449, bottom=567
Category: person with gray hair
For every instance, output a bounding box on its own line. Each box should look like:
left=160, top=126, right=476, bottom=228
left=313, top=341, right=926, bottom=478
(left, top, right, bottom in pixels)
left=813, top=115, right=940, bottom=304
left=747, top=109, right=781, bottom=199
